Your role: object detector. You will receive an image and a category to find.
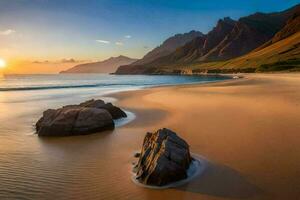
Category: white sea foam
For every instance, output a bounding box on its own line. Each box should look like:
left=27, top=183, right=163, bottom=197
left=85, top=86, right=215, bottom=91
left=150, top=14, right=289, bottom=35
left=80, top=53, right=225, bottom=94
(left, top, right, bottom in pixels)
left=114, top=110, right=136, bottom=127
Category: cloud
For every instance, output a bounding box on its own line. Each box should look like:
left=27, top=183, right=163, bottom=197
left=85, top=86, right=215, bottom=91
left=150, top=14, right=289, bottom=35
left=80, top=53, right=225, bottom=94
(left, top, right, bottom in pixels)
left=115, top=42, right=123, bottom=46
left=33, top=60, right=49, bottom=64
left=96, top=39, right=110, bottom=44
left=124, top=35, right=131, bottom=39
left=0, top=29, right=16, bottom=35
left=60, top=58, right=76, bottom=63
left=33, top=58, right=82, bottom=64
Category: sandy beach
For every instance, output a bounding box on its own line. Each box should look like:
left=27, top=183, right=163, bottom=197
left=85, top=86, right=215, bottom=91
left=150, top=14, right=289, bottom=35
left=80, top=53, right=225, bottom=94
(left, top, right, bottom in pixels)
left=1, top=74, right=300, bottom=200
left=111, top=73, right=300, bottom=200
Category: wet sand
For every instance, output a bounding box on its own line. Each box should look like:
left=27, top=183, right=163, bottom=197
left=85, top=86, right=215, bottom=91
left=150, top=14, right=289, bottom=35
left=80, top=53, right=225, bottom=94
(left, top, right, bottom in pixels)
left=111, top=73, right=300, bottom=200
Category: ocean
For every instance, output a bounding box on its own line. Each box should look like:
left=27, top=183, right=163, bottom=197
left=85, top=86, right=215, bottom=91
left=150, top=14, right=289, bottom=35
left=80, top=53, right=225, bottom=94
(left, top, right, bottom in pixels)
left=0, top=74, right=229, bottom=199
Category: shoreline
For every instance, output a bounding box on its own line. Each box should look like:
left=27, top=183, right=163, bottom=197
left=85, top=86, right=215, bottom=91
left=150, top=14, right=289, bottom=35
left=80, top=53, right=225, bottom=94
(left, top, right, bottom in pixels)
left=0, top=73, right=232, bottom=92
left=109, top=73, right=300, bottom=199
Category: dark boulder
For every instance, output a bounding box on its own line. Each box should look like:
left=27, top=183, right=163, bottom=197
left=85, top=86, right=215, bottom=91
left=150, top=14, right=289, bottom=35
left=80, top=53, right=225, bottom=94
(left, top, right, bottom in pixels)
left=36, top=99, right=127, bottom=136
left=79, top=99, right=105, bottom=108
left=36, top=107, right=114, bottom=136
left=135, top=128, right=192, bottom=186
left=100, top=103, right=127, bottom=119
left=80, top=99, right=127, bottom=119
left=72, top=107, right=114, bottom=134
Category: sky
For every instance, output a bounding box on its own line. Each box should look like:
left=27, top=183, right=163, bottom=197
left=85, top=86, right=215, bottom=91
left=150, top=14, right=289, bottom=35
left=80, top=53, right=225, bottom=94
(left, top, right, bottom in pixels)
left=0, top=0, right=298, bottom=73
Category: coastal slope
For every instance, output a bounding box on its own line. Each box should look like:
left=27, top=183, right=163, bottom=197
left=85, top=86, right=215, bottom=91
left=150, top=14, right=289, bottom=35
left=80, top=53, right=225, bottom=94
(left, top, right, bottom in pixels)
left=195, top=31, right=300, bottom=71
left=193, top=7, right=300, bottom=72
left=60, top=55, right=137, bottom=74
left=115, top=4, right=300, bottom=74
left=130, top=30, right=204, bottom=66
left=115, top=31, right=203, bottom=74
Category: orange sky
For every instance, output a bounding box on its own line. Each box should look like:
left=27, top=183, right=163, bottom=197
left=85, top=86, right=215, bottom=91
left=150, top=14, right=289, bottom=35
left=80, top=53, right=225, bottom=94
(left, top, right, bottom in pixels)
left=2, top=59, right=87, bottom=74
left=1, top=1, right=298, bottom=74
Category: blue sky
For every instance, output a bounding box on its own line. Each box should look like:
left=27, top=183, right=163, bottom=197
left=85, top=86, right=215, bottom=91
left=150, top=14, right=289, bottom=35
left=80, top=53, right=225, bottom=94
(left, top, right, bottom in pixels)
left=0, top=0, right=298, bottom=61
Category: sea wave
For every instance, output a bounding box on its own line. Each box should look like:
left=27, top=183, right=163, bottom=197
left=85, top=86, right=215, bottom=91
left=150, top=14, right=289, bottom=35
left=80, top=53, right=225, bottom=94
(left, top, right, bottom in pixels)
left=0, top=83, right=150, bottom=91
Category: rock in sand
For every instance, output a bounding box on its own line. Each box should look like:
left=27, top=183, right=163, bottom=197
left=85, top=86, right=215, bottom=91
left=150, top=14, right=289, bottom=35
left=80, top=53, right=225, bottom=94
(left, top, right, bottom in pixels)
left=135, top=128, right=192, bottom=186
left=36, top=99, right=127, bottom=136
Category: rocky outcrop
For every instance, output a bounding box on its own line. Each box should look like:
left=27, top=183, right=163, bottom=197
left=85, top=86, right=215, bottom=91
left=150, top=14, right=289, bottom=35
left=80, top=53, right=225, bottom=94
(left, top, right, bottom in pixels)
left=135, top=128, right=192, bottom=186
left=256, top=6, right=300, bottom=50
left=79, top=99, right=127, bottom=119
left=156, top=17, right=236, bottom=64
left=131, top=30, right=204, bottom=66
left=36, top=99, right=127, bottom=136
left=114, top=4, right=300, bottom=74
left=36, top=107, right=114, bottom=136
left=115, top=31, right=203, bottom=74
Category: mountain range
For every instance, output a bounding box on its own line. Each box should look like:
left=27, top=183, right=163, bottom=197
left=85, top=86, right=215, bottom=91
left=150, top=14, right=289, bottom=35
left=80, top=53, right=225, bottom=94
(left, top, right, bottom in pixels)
left=132, top=30, right=204, bottom=65
left=116, top=4, right=300, bottom=74
left=60, top=56, right=137, bottom=74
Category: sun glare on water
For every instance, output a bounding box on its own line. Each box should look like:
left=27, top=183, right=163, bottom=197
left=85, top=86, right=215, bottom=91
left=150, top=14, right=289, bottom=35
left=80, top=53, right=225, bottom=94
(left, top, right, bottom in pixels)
left=0, top=59, right=6, bottom=69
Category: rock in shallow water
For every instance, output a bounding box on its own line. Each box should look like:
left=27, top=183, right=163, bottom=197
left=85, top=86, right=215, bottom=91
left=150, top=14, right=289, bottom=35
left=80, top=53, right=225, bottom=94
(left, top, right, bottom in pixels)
left=36, top=99, right=126, bottom=136
left=135, top=128, right=192, bottom=186
left=80, top=99, right=127, bottom=119
left=36, top=107, right=114, bottom=136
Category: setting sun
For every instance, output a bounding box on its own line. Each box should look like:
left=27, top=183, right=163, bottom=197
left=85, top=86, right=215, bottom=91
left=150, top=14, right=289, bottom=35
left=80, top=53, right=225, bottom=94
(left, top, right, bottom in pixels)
left=0, top=59, right=6, bottom=68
